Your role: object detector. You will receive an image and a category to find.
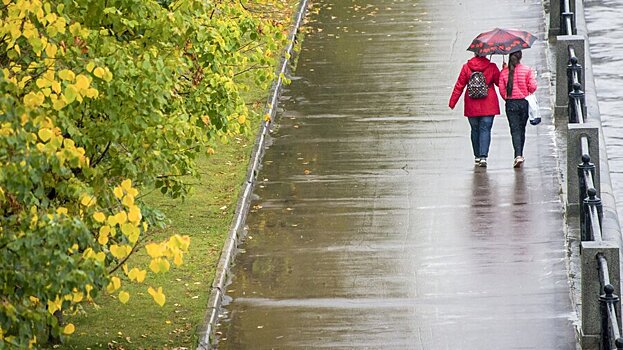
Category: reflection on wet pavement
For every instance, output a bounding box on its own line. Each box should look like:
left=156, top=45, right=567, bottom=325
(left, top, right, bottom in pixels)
left=215, top=0, right=575, bottom=348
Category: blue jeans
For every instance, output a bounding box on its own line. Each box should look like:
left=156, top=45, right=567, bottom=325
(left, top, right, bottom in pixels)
left=467, top=116, right=494, bottom=158
left=505, top=99, right=529, bottom=157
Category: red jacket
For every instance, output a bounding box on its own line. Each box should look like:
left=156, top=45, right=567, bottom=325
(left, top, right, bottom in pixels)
left=449, top=56, right=501, bottom=117
left=498, top=64, right=537, bottom=99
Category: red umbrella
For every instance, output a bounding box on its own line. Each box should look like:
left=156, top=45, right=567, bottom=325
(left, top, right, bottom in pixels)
left=467, top=28, right=537, bottom=56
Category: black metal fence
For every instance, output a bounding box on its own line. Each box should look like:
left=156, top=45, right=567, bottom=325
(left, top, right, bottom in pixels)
left=551, top=0, right=623, bottom=348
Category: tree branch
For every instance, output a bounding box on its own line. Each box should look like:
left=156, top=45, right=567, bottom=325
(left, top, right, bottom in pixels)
left=91, top=141, right=112, bottom=167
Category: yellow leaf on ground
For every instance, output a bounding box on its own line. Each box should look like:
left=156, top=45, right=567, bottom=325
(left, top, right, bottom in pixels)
left=118, top=291, right=130, bottom=304
left=63, top=324, right=75, bottom=335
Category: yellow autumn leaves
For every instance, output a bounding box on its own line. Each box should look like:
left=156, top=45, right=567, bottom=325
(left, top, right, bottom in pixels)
left=33, top=118, right=89, bottom=168
left=1, top=0, right=114, bottom=114
left=146, top=235, right=191, bottom=273
left=82, top=179, right=190, bottom=308
left=90, top=179, right=143, bottom=250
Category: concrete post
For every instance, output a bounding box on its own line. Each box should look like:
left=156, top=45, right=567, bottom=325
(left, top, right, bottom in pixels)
left=581, top=241, right=621, bottom=350
left=549, top=0, right=561, bottom=38
left=567, top=123, right=600, bottom=213
left=555, top=35, right=585, bottom=120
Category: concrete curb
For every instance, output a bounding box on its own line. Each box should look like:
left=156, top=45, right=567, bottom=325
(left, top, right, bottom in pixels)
left=571, top=0, right=622, bottom=246
left=195, top=1, right=310, bottom=349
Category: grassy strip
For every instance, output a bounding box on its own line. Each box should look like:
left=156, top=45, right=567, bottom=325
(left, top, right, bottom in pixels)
left=59, top=127, right=260, bottom=349
left=59, top=2, right=302, bottom=349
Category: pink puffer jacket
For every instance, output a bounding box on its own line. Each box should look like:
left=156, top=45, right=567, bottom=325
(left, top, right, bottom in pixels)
left=498, top=64, right=537, bottom=99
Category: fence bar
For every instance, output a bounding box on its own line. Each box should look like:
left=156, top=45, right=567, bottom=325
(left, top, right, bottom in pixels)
left=581, top=242, right=621, bottom=349
left=598, top=254, right=622, bottom=350
left=556, top=38, right=585, bottom=119
left=583, top=189, right=603, bottom=242
left=562, top=0, right=576, bottom=35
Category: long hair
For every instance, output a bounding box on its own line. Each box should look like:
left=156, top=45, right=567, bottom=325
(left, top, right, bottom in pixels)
left=506, top=50, right=523, bottom=97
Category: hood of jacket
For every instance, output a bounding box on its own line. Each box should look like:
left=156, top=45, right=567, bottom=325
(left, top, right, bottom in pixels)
left=466, top=56, right=492, bottom=72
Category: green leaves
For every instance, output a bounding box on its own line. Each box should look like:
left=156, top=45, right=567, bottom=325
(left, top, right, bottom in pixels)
left=0, top=0, right=286, bottom=346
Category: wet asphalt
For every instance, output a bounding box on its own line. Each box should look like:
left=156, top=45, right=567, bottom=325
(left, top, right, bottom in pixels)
left=215, top=0, right=576, bottom=348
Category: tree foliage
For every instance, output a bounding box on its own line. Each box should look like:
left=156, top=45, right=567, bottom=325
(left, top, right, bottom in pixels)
left=0, top=0, right=286, bottom=347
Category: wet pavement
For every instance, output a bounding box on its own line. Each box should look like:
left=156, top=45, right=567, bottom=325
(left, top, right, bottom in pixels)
left=585, top=0, right=623, bottom=225
left=215, top=0, right=576, bottom=348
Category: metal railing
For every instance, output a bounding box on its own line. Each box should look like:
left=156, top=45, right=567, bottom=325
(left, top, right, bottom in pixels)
left=552, top=0, right=623, bottom=348
left=599, top=256, right=623, bottom=349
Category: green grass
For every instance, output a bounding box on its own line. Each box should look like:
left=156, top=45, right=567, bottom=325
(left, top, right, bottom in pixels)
left=59, top=129, right=259, bottom=349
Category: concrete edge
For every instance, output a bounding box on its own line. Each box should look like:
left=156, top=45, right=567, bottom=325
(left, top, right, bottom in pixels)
left=195, top=1, right=310, bottom=349
left=572, top=0, right=622, bottom=246
left=550, top=0, right=623, bottom=344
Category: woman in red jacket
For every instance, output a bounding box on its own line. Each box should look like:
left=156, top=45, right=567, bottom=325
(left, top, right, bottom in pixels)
left=498, top=50, right=537, bottom=168
left=449, top=54, right=500, bottom=167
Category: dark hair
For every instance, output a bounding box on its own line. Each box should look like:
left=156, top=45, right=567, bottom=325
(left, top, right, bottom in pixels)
left=506, top=50, right=523, bottom=97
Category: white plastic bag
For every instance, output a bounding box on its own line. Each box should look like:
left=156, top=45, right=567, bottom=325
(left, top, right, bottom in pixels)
left=526, top=94, right=541, bottom=125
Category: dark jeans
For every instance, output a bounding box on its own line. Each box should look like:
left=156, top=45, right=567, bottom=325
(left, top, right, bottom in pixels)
left=467, top=116, right=494, bottom=158
left=505, top=99, right=529, bottom=157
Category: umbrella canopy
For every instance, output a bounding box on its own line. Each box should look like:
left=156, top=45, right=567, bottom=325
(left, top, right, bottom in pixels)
left=467, top=28, right=537, bottom=56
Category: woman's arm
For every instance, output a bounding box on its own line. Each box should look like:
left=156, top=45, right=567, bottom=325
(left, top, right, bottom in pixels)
left=526, top=67, right=537, bottom=94
left=449, top=65, right=469, bottom=109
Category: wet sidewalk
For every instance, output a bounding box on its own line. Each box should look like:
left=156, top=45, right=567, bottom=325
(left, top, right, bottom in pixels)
left=216, top=0, right=576, bottom=348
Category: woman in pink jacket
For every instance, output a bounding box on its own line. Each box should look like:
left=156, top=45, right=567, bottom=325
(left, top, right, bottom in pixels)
left=449, top=54, right=501, bottom=167
left=498, top=50, right=537, bottom=168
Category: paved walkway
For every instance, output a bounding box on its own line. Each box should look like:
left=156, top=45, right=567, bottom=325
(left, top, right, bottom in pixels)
left=216, top=0, right=577, bottom=348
